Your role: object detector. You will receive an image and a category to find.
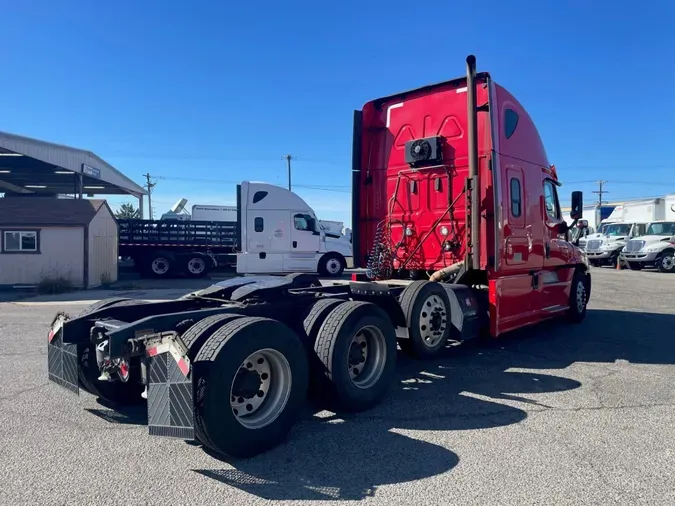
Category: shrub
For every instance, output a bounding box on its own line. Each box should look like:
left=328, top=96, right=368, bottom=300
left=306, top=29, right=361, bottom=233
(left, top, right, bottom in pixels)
left=37, top=274, right=74, bottom=295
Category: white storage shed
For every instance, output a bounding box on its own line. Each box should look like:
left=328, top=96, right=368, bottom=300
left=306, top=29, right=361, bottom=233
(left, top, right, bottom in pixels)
left=0, top=198, right=118, bottom=289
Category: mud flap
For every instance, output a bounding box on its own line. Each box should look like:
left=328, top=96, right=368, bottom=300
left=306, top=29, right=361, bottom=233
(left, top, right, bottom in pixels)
left=147, top=352, right=195, bottom=441
left=47, top=315, right=80, bottom=395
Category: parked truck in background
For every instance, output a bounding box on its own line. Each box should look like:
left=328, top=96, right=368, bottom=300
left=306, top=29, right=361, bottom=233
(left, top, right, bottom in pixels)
left=619, top=195, right=675, bottom=272
left=584, top=221, right=647, bottom=267
left=584, top=198, right=665, bottom=268
left=46, top=55, right=590, bottom=460
left=118, top=182, right=353, bottom=278
left=166, top=203, right=350, bottom=241
left=574, top=204, right=619, bottom=251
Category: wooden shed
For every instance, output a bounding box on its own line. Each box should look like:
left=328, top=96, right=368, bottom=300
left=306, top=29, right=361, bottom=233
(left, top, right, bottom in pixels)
left=0, top=198, right=118, bottom=289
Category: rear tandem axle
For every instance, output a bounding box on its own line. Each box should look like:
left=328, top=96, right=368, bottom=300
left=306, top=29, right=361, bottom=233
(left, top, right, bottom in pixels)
left=46, top=272, right=568, bottom=458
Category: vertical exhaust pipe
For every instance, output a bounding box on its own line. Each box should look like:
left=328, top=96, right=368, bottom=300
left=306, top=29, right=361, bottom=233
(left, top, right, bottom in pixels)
left=466, top=54, right=480, bottom=270
left=351, top=110, right=363, bottom=267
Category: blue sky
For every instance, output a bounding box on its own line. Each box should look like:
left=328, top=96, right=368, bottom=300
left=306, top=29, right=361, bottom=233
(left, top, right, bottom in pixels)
left=2, top=0, right=674, bottom=225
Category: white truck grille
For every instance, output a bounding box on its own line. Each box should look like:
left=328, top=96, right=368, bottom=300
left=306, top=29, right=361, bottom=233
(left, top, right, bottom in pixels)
left=624, top=240, right=645, bottom=253
left=585, top=240, right=603, bottom=251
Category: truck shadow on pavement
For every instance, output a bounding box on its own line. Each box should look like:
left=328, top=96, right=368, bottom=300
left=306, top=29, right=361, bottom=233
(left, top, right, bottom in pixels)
left=192, top=308, right=675, bottom=500
left=84, top=308, right=674, bottom=501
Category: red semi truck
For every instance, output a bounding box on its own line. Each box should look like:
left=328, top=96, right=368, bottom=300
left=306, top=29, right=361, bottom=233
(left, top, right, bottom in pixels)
left=352, top=55, right=590, bottom=337
left=46, top=55, right=590, bottom=459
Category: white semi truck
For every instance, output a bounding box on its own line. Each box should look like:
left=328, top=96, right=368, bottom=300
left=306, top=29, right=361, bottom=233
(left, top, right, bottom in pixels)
left=120, top=182, right=353, bottom=278
left=563, top=204, right=617, bottom=250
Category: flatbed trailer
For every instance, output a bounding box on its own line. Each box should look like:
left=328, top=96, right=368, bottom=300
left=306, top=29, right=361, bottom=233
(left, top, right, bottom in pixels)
left=118, top=218, right=239, bottom=278
left=46, top=54, right=591, bottom=459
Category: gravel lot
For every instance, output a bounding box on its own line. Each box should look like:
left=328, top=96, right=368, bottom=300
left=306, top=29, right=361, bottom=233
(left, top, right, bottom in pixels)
left=1, top=267, right=674, bottom=506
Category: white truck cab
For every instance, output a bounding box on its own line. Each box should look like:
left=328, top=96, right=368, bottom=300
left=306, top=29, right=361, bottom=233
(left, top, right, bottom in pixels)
left=237, top=181, right=353, bottom=276
left=584, top=222, right=647, bottom=267
left=620, top=220, right=675, bottom=273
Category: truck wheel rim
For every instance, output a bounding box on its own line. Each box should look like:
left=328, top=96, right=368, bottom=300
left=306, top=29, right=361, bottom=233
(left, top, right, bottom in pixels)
left=576, top=280, right=586, bottom=313
left=326, top=258, right=341, bottom=274
left=229, top=348, right=292, bottom=430
left=188, top=258, right=205, bottom=274
left=152, top=258, right=169, bottom=275
left=348, top=325, right=386, bottom=389
left=661, top=255, right=674, bottom=270
left=419, top=294, right=448, bottom=348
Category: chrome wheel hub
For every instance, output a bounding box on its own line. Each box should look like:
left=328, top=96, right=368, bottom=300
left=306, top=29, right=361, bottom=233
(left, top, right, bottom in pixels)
left=576, top=281, right=586, bottom=313
left=188, top=258, right=205, bottom=274
left=230, top=349, right=292, bottom=430
left=419, top=294, right=448, bottom=348
left=151, top=258, right=169, bottom=275
left=347, top=325, right=387, bottom=389
left=326, top=258, right=341, bottom=274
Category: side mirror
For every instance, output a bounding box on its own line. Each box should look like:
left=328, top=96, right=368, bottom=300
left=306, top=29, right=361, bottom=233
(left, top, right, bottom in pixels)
left=570, top=191, right=583, bottom=220
left=576, top=219, right=589, bottom=229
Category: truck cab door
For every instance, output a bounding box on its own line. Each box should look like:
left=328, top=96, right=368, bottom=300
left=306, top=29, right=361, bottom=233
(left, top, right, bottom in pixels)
left=540, top=179, right=571, bottom=309
left=492, top=166, right=544, bottom=332
left=284, top=212, right=322, bottom=272
left=240, top=211, right=290, bottom=273
left=542, top=179, right=570, bottom=266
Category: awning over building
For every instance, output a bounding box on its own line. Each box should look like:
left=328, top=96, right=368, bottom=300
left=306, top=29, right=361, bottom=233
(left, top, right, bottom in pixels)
left=0, top=130, right=147, bottom=201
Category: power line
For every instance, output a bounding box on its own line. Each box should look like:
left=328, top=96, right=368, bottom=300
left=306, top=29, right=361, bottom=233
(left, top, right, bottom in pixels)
left=156, top=175, right=351, bottom=192
left=566, top=179, right=675, bottom=187
left=102, top=151, right=675, bottom=171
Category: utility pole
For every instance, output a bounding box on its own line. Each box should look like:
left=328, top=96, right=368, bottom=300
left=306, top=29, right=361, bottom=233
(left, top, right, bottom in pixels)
left=592, top=180, right=608, bottom=228
left=592, top=180, right=608, bottom=205
left=143, top=173, right=156, bottom=220
left=282, top=154, right=293, bottom=191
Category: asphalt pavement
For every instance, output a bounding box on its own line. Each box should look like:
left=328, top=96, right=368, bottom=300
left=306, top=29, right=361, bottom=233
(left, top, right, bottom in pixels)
left=1, top=267, right=674, bottom=505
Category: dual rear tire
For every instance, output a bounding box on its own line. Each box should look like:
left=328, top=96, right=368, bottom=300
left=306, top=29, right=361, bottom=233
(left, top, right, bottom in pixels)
left=141, top=252, right=211, bottom=278
left=309, top=300, right=398, bottom=412
left=190, top=317, right=308, bottom=459
left=187, top=299, right=402, bottom=459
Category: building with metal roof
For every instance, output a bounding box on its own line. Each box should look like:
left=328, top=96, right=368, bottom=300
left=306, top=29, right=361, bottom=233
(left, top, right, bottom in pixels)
left=0, top=130, right=147, bottom=215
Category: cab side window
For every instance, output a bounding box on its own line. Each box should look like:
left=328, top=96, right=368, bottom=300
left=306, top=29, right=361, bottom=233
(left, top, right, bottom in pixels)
left=510, top=178, right=522, bottom=217
left=543, top=180, right=561, bottom=220
left=504, top=109, right=519, bottom=139
left=293, top=213, right=315, bottom=232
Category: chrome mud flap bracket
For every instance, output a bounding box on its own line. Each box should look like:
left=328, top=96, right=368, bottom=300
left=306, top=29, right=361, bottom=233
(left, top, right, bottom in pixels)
left=146, top=343, right=195, bottom=441
left=47, top=313, right=80, bottom=395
